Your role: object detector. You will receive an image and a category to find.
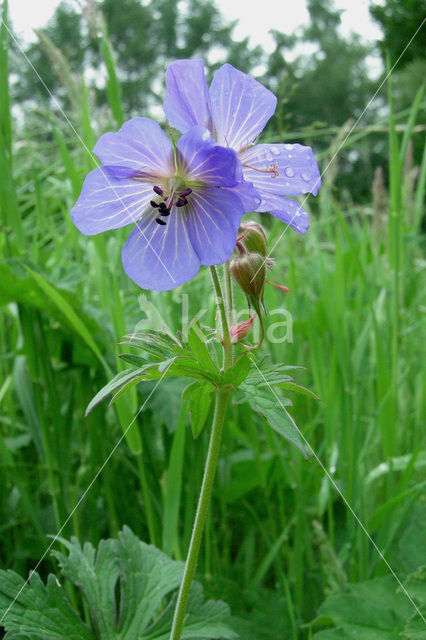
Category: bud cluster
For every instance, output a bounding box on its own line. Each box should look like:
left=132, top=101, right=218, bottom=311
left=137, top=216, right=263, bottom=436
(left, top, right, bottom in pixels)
left=229, top=221, right=289, bottom=348
left=230, top=221, right=269, bottom=314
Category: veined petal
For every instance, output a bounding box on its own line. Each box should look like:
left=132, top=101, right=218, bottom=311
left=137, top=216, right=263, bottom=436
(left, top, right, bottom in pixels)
left=93, top=117, right=174, bottom=176
left=185, top=187, right=244, bottom=265
left=164, top=59, right=213, bottom=134
left=71, top=166, right=154, bottom=235
left=258, top=193, right=310, bottom=234
left=241, top=143, right=321, bottom=197
left=226, top=180, right=261, bottom=213
left=177, top=127, right=240, bottom=187
left=210, top=64, right=277, bottom=153
left=122, top=209, right=200, bottom=291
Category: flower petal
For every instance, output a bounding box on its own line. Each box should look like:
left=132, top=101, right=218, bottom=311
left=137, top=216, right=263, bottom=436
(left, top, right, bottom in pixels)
left=93, top=117, right=174, bottom=176
left=122, top=209, right=201, bottom=291
left=177, top=127, right=240, bottom=187
left=71, top=166, right=155, bottom=235
left=185, top=187, right=244, bottom=265
left=164, top=59, right=213, bottom=134
left=240, top=143, right=321, bottom=197
left=226, top=181, right=261, bottom=213
left=210, top=64, right=277, bottom=152
left=258, top=193, right=310, bottom=234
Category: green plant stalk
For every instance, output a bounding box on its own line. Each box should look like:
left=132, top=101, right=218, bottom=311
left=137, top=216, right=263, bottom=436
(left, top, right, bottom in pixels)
left=169, top=385, right=231, bottom=640
left=169, top=267, right=233, bottom=640
left=210, top=264, right=233, bottom=370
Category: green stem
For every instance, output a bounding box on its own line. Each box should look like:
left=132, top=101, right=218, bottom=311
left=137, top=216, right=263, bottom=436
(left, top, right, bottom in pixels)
left=210, top=265, right=230, bottom=341
left=223, top=261, right=235, bottom=366
left=210, top=265, right=233, bottom=369
left=169, top=386, right=230, bottom=640
left=169, top=266, right=233, bottom=640
left=224, top=260, right=234, bottom=325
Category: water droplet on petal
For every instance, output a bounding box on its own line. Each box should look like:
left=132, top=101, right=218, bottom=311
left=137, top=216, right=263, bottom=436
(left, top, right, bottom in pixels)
left=270, top=145, right=280, bottom=155
left=285, top=167, right=295, bottom=177
left=202, top=130, right=210, bottom=140
left=301, top=172, right=310, bottom=182
left=265, top=152, right=274, bottom=162
left=285, top=144, right=293, bottom=150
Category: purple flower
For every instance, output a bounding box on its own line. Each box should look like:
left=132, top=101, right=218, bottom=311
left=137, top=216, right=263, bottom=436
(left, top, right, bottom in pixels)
left=164, top=59, right=321, bottom=234
left=72, top=118, right=259, bottom=290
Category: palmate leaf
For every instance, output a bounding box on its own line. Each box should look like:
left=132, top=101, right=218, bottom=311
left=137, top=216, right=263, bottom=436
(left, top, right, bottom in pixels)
left=86, top=328, right=225, bottom=416
left=0, top=527, right=236, bottom=640
left=88, top=327, right=252, bottom=418
left=0, top=570, right=93, bottom=640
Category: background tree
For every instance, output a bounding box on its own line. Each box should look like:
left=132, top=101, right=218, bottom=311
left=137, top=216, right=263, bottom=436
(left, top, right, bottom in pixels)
left=263, top=0, right=379, bottom=201
left=13, top=0, right=262, bottom=114
left=370, top=0, right=426, bottom=69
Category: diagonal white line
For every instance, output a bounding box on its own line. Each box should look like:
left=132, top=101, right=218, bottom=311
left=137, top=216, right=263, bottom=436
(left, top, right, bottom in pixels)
left=251, top=360, right=426, bottom=624
left=0, top=365, right=172, bottom=625
left=1, top=19, right=175, bottom=282
left=250, top=16, right=426, bottom=283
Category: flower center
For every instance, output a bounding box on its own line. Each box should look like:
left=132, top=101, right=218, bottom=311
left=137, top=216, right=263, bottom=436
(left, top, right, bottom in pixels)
left=149, top=183, right=193, bottom=226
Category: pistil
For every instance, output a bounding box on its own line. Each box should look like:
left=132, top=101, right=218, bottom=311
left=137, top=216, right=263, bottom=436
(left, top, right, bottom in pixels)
left=242, top=162, right=279, bottom=178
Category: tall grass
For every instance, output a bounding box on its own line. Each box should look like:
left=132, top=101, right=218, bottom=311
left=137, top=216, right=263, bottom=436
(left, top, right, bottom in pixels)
left=0, top=2, right=425, bottom=635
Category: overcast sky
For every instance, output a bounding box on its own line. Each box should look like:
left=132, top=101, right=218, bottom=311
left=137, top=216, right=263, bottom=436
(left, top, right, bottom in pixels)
left=9, top=0, right=383, bottom=50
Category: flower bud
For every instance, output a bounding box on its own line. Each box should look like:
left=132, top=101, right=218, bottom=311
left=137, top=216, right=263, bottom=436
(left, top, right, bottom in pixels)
left=230, top=252, right=267, bottom=312
left=238, top=221, right=268, bottom=256
left=229, top=314, right=256, bottom=343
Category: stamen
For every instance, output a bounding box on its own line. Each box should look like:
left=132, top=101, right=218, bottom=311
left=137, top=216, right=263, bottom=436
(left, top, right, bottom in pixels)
left=160, top=208, right=171, bottom=216
left=155, top=217, right=167, bottom=225
left=153, top=186, right=164, bottom=196
left=180, top=188, right=192, bottom=197
left=150, top=200, right=159, bottom=208
left=242, top=161, right=280, bottom=178
left=176, top=197, right=188, bottom=207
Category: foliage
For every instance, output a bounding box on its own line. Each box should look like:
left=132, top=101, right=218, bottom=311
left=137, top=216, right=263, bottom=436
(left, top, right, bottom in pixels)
left=0, top=527, right=237, bottom=639
left=88, top=328, right=312, bottom=455
left=370, top=0, right=426, bottom=69
left=1, top=0, right=425, bottom=637
left=12, top=0, right=261, bottom=113
left=310, top=569, right=426, bottom=639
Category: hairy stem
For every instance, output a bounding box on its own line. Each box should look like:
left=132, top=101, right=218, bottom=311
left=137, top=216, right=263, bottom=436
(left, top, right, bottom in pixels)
left=169, top=267, right=232, bottom=640
left=210, top=264, right=233, bottom=369
left=169, top=386, right=230, bottom=640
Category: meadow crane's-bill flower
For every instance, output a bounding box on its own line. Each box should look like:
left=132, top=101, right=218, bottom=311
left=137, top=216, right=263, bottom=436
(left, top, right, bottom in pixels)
left=71, top=118, right=260, bottom=290
left=164, top=59, right=321, bottom=234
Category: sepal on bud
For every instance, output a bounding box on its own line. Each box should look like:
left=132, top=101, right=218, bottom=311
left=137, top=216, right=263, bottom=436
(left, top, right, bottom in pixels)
left=238, top=221, right=268, bottom=256
left=230, top=251, right=267, bottom=312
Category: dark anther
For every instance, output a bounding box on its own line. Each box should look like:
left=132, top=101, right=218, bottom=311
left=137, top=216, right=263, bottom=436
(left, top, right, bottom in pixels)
left=150, top=200, right=159, bottom=208
left=180, top=188, right=192, bottom=197
left=153, top=186, right=164, bottom=196
left=160, top=208, right=171, bottom=216
left=176, top=197, right=188, bottom=207
left=158, top=202, right=168, bottom=211
left=155, top=217, right=167, bottom=225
